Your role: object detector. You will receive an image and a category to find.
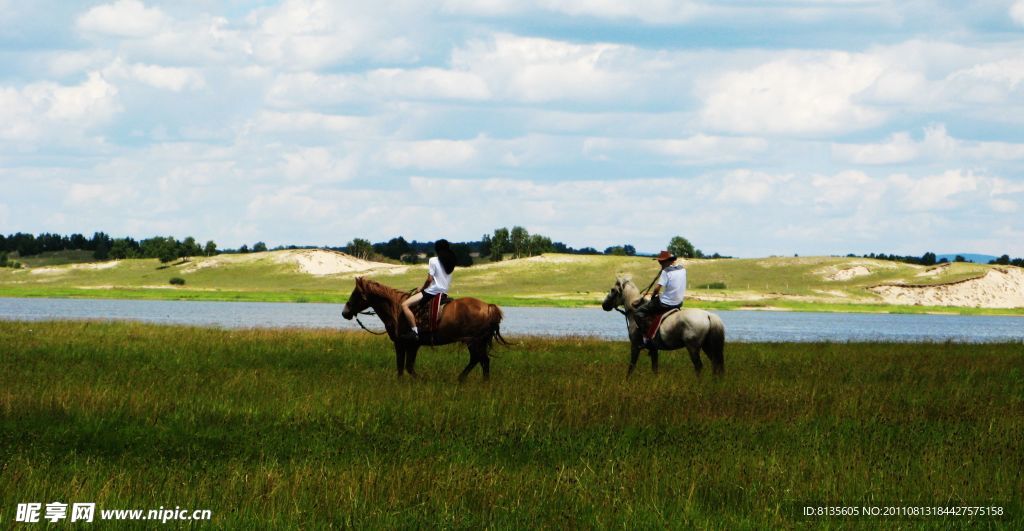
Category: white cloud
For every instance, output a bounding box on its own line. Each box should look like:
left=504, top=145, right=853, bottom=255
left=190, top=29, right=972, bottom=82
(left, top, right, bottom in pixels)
left=451, top=35, right=641, bottom=103
left=712, top=170, right=793, bottom=205
left=832, top=131, right=919, bottom=165
left=249, top=111, right=374, bottom=135
left=266, top=68, right=490, bottom=107
left=128, top=63, right=206, bottom=91
left=0, top=72, right=120, bottom=140
left=383, top=139, right=478, bottom=170
left=942, top=58, right=1024, bottom=104
left=280, top=147, right=358, bottom=183
left=1012, top=1, right=1024, bottom=26
left=700, top=51, right=887, bottom=135
left=247, top=0, right=423, bottom=69
left=48, top=50, right=116, bottom=78
left=442, top=0, right=703, bottom=23
left=65, top=181, right=137, bottom=208
left=889, top=170, right=979, bottom=211
left=101, top=59, right=206, bottom=91
left=77, top=0, right=170, bottom=38
left=583, top=134, right=768, bottom=165
left=833, top=125, right=1024, bottom=165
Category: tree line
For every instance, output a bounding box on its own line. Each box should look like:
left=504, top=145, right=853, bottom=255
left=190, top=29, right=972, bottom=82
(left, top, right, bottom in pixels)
left=15, top=230, right=1019, bottom=270
left=851, top=251, right=1024, bottom=268
left=1, top=232, right=219, bottom=264
left=344, top=229, right=728, bottom=266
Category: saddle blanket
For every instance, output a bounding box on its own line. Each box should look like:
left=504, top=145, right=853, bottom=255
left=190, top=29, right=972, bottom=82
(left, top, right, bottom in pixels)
left=414, top=293, right=450, bottom=334
left=644, top=308, right=679, bottom=341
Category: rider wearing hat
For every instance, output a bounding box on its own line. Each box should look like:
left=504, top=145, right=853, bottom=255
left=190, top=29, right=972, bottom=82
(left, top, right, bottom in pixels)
left=634, top=250, right=686, bottom=326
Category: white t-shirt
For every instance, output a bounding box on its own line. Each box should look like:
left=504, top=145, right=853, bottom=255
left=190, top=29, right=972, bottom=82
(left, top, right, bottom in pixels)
left=424, top=256, right=452, bottom=295
left=657, top=265, right=686, bottom=306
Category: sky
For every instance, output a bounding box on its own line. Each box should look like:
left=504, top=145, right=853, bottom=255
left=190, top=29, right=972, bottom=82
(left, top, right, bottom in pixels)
left=1, top=1, right=1023, bottom=257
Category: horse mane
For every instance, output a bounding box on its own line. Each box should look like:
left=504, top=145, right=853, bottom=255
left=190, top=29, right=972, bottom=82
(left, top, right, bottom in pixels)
left=356, top=277, right=410, bottom=302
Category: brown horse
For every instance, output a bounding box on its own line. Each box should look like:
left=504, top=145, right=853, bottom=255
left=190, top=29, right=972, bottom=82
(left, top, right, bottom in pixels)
left=341, top=277, right=508, bottom=381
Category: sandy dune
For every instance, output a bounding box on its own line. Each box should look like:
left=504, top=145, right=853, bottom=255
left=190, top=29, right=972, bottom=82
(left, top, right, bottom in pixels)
left=275, top=249, right=407, bottom=276
left=29, top=261, right=121, bottom=275
left=827, top=266, right=871, bottom=281
left=916, top=263, right=950, bottom=277
left=870, top=267, right=1024, bottom=308
left=181, top=249, right=406, bottom=276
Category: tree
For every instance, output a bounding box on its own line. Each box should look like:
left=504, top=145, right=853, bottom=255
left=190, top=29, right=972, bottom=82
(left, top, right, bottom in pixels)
left=182, top=237, right=202, bottom=257
left=346, top=238, right=372, bottom=260
left=510, top=226, right=529, bottom=258
left=376, top=237, right=411, bottom=261
left=253, top=241, right=268, bottom=253
left=491, top=228, right=510, bottom=261
left=527, top=234, right=553, bottom=256
left=239, top=244, right=250, bottom=254
left=451, top=242, right=474, bottom=267
left=994, top=254, right=1011, bottom=265
left=204, top=241, right=217, bottom=256
left=158, top=243, right=179, bottom=263
left=109, top=239, right=136, bottom=259
left=954, top=255, right=966, bottom=263
left=92, top=238, right=110, bottom=260
left=920, top=251, right=937, bottom=266
left=668, top=236, right=697, bottom=259
left=604, top=246, right=627, bottom=256
left=479, top=234, right=493, bottom=257
left=622, top=244, right=636, bottom=256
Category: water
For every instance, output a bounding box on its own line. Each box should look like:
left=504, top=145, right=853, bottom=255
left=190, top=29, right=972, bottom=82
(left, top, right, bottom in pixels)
left=0, top=297, right=1021, bottom=343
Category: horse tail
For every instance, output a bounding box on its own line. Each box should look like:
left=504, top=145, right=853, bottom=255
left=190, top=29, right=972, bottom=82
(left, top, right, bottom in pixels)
left=704, top=313, right=725, bottom=375
left=487, top=304, right=511, bottom=347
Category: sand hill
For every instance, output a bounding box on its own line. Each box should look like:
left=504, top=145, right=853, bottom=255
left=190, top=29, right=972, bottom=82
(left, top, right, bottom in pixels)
left=870, top=267, right=1024, bottom=308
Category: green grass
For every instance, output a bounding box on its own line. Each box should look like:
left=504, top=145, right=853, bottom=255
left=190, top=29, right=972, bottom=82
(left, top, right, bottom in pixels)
left=1, top=321, right=1021, bottom=528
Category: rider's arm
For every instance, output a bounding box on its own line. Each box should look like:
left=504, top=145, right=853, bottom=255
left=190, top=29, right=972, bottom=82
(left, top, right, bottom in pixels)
left=421, top=274, right=432, bottom=291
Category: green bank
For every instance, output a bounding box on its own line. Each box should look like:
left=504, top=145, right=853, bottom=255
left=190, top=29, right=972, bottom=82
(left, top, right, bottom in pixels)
left=1, top=321, right=1021, bottom=528
left=2, top=250, right=1023, bottom=315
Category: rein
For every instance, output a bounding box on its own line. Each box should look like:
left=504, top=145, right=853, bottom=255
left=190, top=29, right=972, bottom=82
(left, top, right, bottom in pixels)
left=354, top=310, right=389, bottom=336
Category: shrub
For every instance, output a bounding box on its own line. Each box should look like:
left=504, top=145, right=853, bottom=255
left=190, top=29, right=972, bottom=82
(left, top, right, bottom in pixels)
left=169, top=277, right=186, bottom=286
left=698, top=282, right=727, bottom=290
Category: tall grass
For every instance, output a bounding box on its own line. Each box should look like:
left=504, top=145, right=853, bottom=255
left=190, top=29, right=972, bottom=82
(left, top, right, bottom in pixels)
left=1, top=321, right=1021, bottom=528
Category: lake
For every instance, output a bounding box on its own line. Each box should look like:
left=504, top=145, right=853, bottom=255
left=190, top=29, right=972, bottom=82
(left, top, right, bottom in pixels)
left=1, top=297, right=1021, bottom=343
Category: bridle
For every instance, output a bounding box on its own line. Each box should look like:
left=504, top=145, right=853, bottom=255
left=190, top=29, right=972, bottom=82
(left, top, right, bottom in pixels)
left=354, top=309, right=388, bottom=335
left=345, top=290, right=389, bottom=336
left=605, top=285, right=629, bottom=316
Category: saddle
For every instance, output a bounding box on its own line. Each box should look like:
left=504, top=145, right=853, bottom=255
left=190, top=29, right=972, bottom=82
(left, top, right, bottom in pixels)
left=640, top=308, right=679, bottom=343
left=413, top=293, right=451, bottom=336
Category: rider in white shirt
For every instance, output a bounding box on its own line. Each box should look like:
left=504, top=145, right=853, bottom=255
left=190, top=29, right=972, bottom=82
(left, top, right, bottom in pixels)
left=401, top=239, right=456, bottom=339
left=634, top=251, right=686, bottom=343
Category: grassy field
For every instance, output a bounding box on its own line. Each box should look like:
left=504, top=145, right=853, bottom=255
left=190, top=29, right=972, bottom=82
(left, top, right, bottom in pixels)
left=2, top=250, right=1021, bottom=315
left=1, top=321, right=1021, bottom=528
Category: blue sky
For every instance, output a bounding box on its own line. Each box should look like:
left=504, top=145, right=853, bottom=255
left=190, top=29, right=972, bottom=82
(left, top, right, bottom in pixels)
left=1, top=0, right=1023, bottom=257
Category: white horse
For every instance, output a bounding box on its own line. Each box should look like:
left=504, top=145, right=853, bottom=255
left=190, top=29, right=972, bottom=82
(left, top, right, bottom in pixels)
left=602, top=275, right=725, bottom=376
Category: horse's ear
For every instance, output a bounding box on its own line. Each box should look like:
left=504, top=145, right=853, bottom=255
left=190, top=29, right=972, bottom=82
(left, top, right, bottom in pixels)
left=354, top=276, right=363, bottom=287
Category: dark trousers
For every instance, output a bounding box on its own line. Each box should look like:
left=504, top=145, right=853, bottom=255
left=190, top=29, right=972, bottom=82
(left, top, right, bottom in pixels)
left=634, top=296, right=680, bottom=320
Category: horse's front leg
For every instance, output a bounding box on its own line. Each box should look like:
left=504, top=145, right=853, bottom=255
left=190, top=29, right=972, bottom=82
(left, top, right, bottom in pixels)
left=627, top=343, right=641, bottom=376
left=394, top=342, right=406, bottom=378
left=405, top=346, right=419, bottom=378
left=650, top=348, right=660, bottom=374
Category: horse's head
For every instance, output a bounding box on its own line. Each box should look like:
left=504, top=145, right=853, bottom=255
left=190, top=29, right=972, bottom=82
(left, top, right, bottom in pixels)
left=341, top=277, right=370, bottom=320
left=601, top=275, right=630, bottom=311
